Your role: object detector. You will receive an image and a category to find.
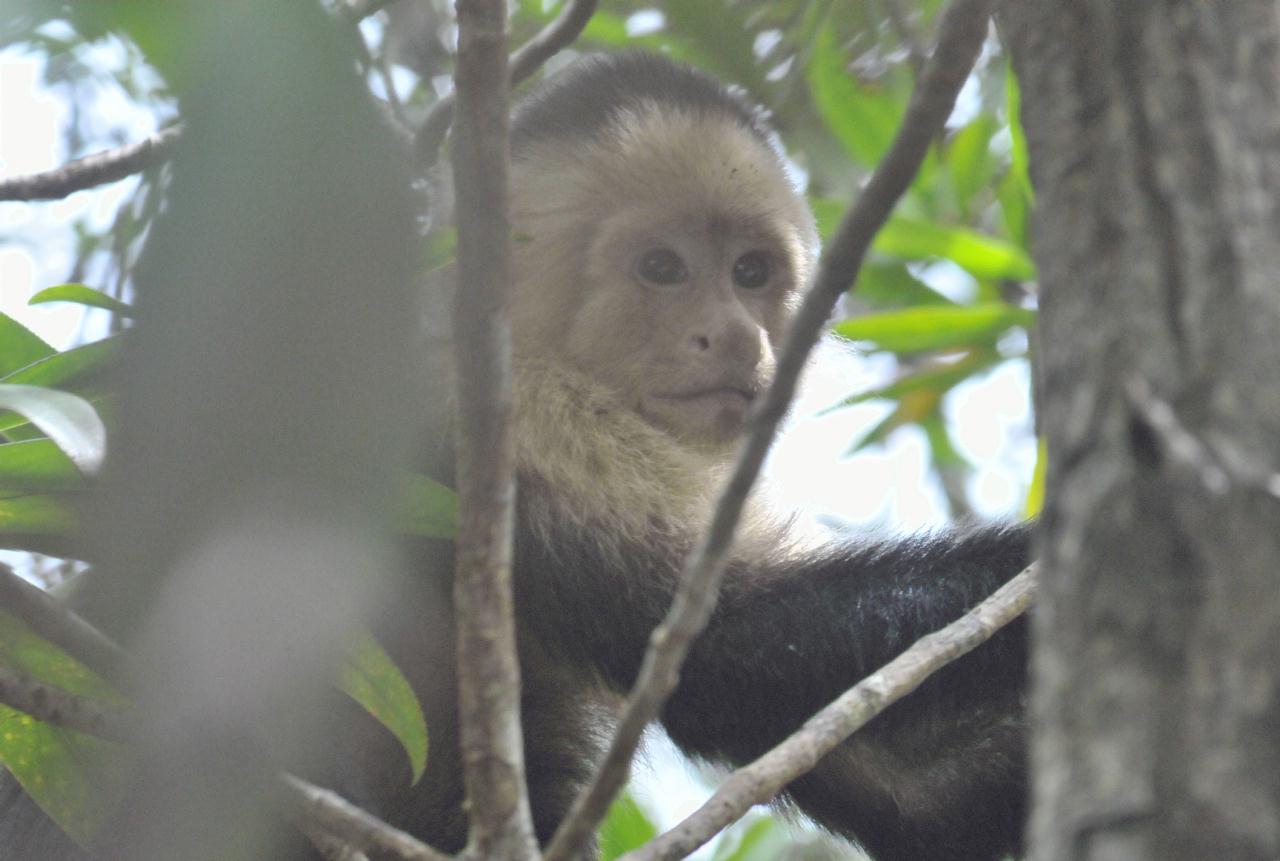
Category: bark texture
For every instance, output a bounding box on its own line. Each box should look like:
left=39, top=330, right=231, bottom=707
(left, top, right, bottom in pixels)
left=1000, top=3, right=1280, bottom=859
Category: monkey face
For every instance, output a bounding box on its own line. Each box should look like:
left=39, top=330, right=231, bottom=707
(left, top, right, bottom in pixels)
left=508, top=108, right=816, bottom=450
left=568, top=211, right=792, bottom=446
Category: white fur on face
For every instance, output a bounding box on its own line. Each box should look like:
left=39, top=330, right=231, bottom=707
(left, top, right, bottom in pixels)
left=507, top=104, right=820, bottom=548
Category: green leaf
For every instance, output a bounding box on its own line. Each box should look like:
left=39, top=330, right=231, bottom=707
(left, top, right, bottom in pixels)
left=338, top=631, right=429, bottom=785
left=808, top=22, right=902, bottom=167
left=1024, top=436, right=1047, bottom=519
left=0, top=439, right=85, bottom=493
left=823, top=350, right=999, bottom=413
left=712, top=815, right=790, bottom=861
left=0, top=610, right=127, bottom=847
left=845, top=401, right=916, bottom=455
left=0, top=494, right=77, bottom=538
left=873, top=217, right=1036, bottom=281
left=29, top=285, right=135, bottom=319
left=580, top=11, right=630, bottom=46
left=853, top=263, right=954, bottom=309
left=922, top=412, right=968, bottom=469
left=834, top=304, right=1035, bottom=354
left=598, top=791, right=658, bottom=861
left=1005, top=65, right=1034, bottom=207
left=399, top=473, right=457, bottom=539
left=663, top=0, right=768, bottom=98
left=0, top=386, right=106, bottom=475
left=0, top=313, right=56, bottom=377
left=946, top=115, right=998, bottom=215
left=421, top=229, right=457, bottom=273
left=0, top=337, right=122, bottom=390
left=0, top=708, right=128, bottom=847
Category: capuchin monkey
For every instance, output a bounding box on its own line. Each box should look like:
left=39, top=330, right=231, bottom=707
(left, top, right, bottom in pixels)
left=0, top=52, right=1030, bottom=861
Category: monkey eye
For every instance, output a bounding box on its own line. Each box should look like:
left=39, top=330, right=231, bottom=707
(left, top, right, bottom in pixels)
left=732, top=251, right=772, bottom=289
left=636, top=247, right=688, bottom=285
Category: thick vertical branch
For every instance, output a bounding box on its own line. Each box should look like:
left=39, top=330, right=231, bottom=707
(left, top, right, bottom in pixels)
left=449, top=1, right=538, bottom=859
left=1000, top=2, right=1280, bottom=859
left=542, top=3, right=995, bottom=859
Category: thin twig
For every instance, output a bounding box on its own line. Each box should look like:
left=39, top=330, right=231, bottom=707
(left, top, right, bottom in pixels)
left=0, top=564, right=125, bottom=680
left=0, top=126, right=181, bottom=202
left=449, top=0, right=539, bottom=859
left=0, top=666, right=133, bottom=741
left=620, top=564, right=1036, bottom=861
left=282, top=775, right=452, bottom=861
left=542, top=3, right=995, bottom=859
left=414, top=0, right=598, bottom=167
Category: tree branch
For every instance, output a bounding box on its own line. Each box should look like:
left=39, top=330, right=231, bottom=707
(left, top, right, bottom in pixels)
left=282, top=775, right=452, bottom=861
left=0, top=666, right=133, bottom=741
left=542, top=3, right=996, bottom=859
left=620, top=564, right=1036, bottom=861
left=0, top=126, right=180, bottom=202
left=448, top=0, right=539, bottom=859
left=414, top=0, right=598, bottom=167
left=0, top=564, right=125, bottom=681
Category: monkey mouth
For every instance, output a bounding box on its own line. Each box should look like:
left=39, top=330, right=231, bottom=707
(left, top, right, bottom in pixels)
left=655, top=386, right=757, bottom=405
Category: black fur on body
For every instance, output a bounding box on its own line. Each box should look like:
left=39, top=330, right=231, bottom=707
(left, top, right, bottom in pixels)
left=0, top=53, right=1032, bottom=861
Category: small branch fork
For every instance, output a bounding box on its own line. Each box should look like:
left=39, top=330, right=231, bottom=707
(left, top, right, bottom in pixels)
left=414, top=0, right=598, bottom=167
left=542, top=2, right=998, bottom=859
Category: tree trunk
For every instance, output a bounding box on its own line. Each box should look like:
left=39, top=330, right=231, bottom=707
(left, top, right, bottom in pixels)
left=1000, top=3, right=1280, bottom=859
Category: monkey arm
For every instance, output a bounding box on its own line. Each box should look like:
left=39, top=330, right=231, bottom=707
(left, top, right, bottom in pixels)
left=515, top=521, right=1031, bottom=861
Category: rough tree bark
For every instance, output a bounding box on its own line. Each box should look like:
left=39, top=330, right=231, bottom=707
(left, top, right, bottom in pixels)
left=1000, top=3, right=1280, bottom=860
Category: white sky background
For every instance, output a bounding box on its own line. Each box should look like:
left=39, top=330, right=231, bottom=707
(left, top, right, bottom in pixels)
left=0, top=25, right=1034, bottom=858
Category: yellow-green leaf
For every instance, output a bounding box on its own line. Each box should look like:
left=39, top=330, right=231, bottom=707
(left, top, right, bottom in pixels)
left=339, top=631, right=429, bottom=785
left=0, top=610, right=129, bottom=848
left=1025, top=436, right=1047, bottom=519
left=835, top=304, right=1035, bottom=354
left=399, top=473, right=457, bottom=539
left=873, top=217, right=1036, bottom=282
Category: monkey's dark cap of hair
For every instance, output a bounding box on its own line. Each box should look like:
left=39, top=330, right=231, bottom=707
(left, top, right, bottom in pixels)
left=511, top=51, right=773, bottom=153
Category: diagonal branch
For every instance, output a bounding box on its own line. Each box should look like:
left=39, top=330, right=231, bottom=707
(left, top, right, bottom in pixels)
left=0, top=565, right=125, bottom=680
left=0, top=665, right=133, bottom=741
left=620, top=564, right=1036, bottom=861
left=414, top=0, right=598, bottom=167
left=0, top=126, right=180, bottom=202
left=282, top=775, right=452, bottom=861
left=542, top=3, right=996, bottom=859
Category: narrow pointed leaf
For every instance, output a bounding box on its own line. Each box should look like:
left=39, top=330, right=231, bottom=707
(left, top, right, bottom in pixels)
left=0, top=313, right=56, bottom=377
left=835, top=304, right=1035, bottom=354
left=0, top=494, right=77, bottom=537
left=399, top=473, right=457, bottom=539
left=873, top=217, right=1036, bottom=281
left=29, top=285, right=136, bottom=319
left=0, top=337, right=122, bottom=390
left=599, top=792, right=658, bottom=861
left=338, top=631, right=429, bottom=784
left=0, top=439, right=85, bottom=492
left=0, top=610, right=127, bottom=847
